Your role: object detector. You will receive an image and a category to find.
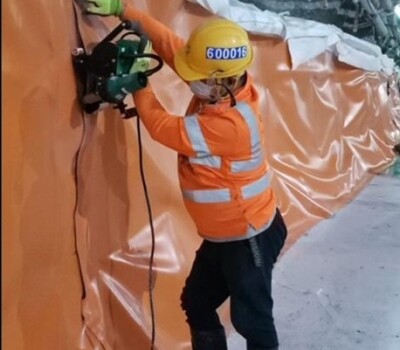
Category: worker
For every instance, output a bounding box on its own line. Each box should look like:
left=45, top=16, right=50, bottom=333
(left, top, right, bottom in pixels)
left=85, top=1, right=288, bottom=349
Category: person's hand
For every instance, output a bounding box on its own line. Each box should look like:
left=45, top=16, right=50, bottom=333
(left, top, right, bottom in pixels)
left=85, top=0, right=124, bottom=17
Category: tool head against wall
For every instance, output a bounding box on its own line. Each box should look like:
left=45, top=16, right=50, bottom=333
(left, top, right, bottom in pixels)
left=72, top=20, right=163, bottom=118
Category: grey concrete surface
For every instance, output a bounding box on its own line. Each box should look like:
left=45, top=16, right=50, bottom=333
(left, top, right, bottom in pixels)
left=228, top=175, right=400, bottom=350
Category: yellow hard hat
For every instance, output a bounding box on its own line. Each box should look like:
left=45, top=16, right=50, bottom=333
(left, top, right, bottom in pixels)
left=174, top=18, right=253, bottom=81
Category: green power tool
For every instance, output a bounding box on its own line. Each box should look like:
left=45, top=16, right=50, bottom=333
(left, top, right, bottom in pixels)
left=72, top=20, right=163, bottom=118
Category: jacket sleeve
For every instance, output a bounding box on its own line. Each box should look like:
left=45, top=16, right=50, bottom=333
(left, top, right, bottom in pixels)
left=133, top=87, right=245, bottom=157
left=121, top=4, right=185, bottom=74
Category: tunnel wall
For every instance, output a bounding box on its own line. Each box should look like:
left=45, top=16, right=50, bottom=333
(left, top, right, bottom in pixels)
left=3, top=0, right=399, bottom=349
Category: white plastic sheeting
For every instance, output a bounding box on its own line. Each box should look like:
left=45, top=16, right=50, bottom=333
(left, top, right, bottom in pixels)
left=187, top=0, right=395, bottom=74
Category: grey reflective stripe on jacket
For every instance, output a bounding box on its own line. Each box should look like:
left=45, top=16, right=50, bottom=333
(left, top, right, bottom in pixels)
left=182, top=101, right=269, bottom=205
left=231, top=102, right=264, bottom=173
left=184, top=116, right=222, bottom=168
left=183, top=102, right=263, bottom=171
left=182, top=172, right=270, bottom=203
left=241, top=173, right=270, bottom=199
left=182, top=188, right=231, bottom=203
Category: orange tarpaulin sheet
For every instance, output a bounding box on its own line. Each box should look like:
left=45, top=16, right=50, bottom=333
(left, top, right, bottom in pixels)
left=3, top=0, right=399, bottom=349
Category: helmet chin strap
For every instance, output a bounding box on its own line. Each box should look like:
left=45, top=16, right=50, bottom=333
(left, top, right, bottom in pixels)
left=214, top=83, right=237, bottom=107
left=205, top=72, right=247, bottom=107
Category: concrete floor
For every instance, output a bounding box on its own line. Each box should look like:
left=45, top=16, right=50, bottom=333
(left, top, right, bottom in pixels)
left=228, top=173, right=400, bottom=350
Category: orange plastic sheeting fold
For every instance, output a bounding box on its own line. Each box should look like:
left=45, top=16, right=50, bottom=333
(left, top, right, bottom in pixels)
left=3, top=0, right=399, bottom=349
left=2, top=0, right=87, bottom=349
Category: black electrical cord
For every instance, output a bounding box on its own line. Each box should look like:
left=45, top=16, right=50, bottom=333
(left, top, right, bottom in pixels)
left=117, top=32, right=164, bottom=77
left=118, top=34, right=161, bottom=349
left=121, top=52, right=164, bottom=76
left=136, top=113, right=157, bottom=350
left=119, top=31, right=140, bottom=41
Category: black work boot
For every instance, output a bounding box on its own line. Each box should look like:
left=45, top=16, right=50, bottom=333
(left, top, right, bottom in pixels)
left=190, top=328, right=228, bottom=350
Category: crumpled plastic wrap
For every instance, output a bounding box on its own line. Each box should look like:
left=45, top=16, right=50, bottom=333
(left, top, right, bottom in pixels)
left=3, top=0, right=399, bottom=349
left=188, top=0, right=395, bottom=74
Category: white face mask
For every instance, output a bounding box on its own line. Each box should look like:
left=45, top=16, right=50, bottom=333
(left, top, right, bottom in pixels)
left=189, top=81, right=215, bottom=99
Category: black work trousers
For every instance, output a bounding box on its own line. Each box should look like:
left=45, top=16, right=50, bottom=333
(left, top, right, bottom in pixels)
left=180, top=209, right=288, bottom=349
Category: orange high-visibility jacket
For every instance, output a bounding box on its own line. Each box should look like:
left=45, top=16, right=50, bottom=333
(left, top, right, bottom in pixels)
left=123, top=6, right=277, bottom=241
